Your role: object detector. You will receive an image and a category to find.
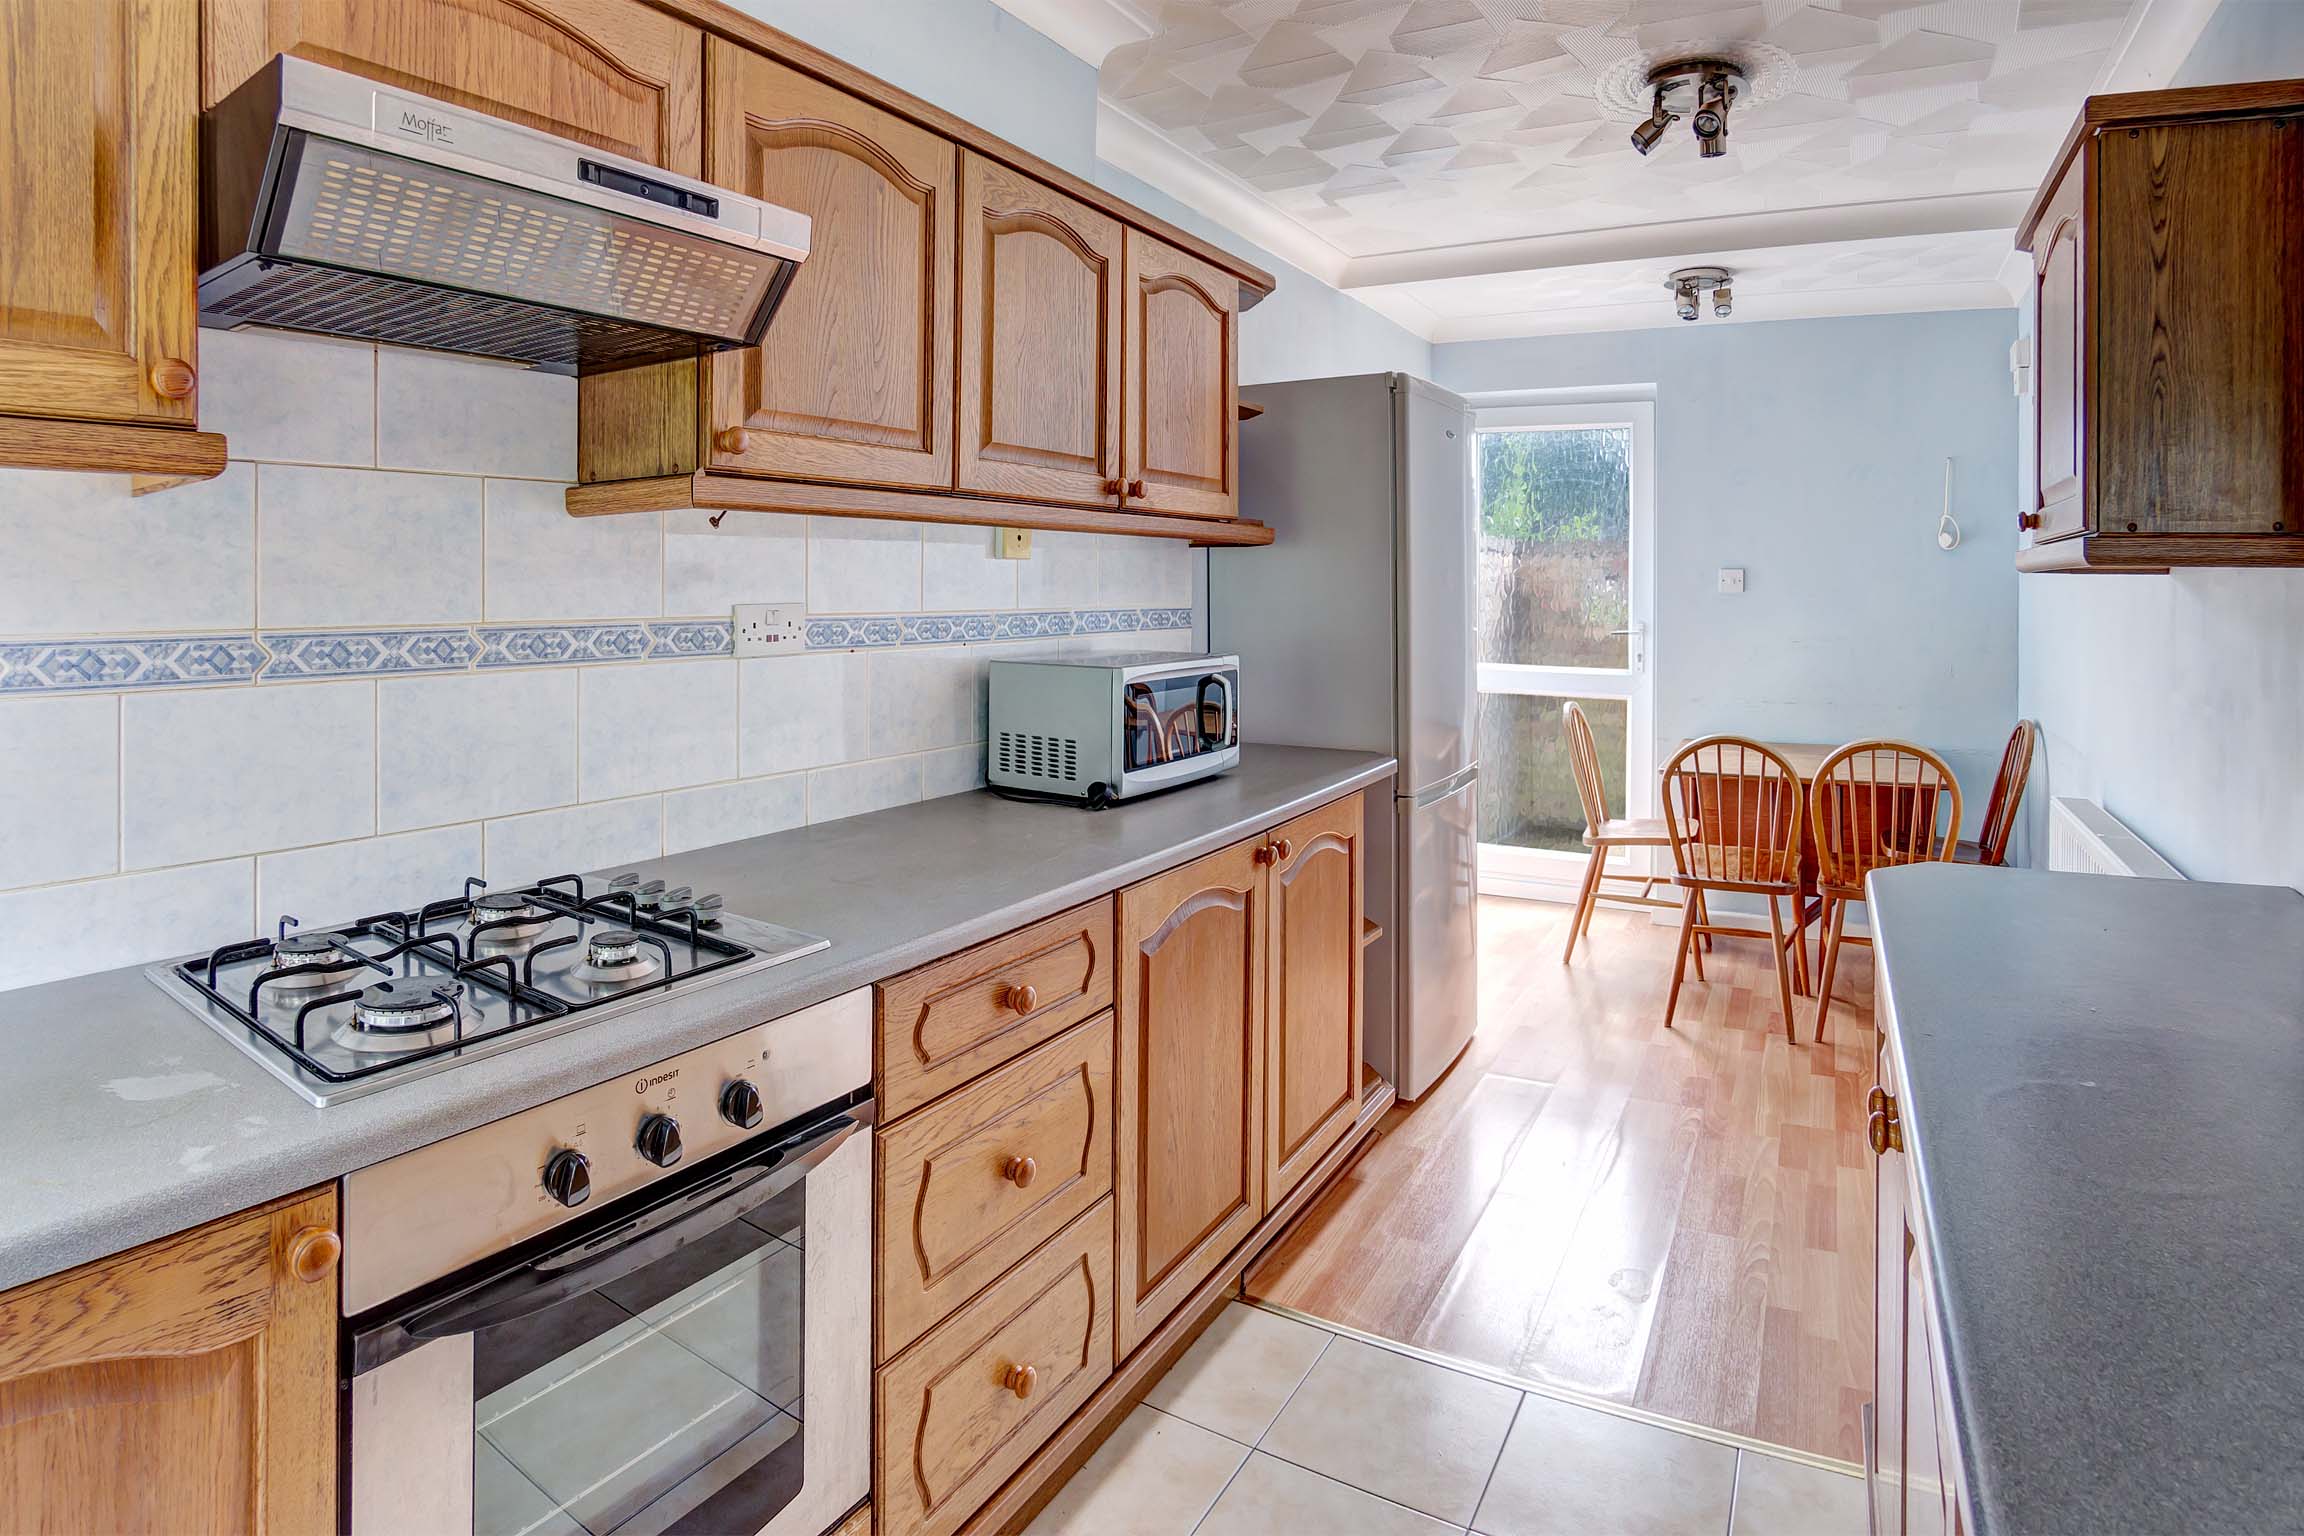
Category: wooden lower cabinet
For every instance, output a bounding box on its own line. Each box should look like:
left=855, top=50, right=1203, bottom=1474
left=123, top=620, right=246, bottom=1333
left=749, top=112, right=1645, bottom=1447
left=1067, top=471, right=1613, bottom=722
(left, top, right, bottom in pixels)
left=1113, top=835, right=1267, bottom=1357
left=1871, top=1028, right=1966, bottom=1536
left=1264, top=795, right=1365, bottom=1208
left=0, top=1186, right=340, bottom=1534
left=876, top=1199, right=1115, bottom=1536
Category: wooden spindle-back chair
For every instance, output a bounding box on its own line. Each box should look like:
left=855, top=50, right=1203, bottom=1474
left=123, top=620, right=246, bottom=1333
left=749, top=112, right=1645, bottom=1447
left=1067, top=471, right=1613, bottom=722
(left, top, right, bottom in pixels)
left=1810, top=740, right=1964, bottom=1039
left=1658, top=736, right=1810, bottom=1040
left=1558, top=702, right=1683, bottom=963
left=1957, top=719, right=2037, bottom=867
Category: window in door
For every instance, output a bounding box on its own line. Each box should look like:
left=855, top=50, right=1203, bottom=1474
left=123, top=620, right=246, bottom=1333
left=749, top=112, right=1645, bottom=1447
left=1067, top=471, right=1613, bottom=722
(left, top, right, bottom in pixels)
left=1472, top=400, right=1655, bottom=899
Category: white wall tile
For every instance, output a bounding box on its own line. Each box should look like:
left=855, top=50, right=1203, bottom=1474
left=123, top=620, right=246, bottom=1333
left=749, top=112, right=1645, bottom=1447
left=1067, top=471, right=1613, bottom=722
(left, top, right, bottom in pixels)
left=0, top=696, right=118, bottom=886
left=259, top=465, right=481, bottom=627
left=484, top=797, right=662, bottom=887
left=920, top=743, right=986, bottom=799
left=807, top=757, right=921, bottom=824
left=0, top=859, right=252, bottom=992
left=923, top=526, right=1019, bottom=611
left=665, top=510, right=806, bottom=616
left=1099, top=534, right=1194, bottom=608
left=0, top=464, right=255, bottom=635
left=122, top=682, right=375, bottom=869
left=664, top=774, right=806, bottom=855
left=1015, top=530, right=1101, bottom=609
left=256, top=824, right=481, bottom=930
left=377, top=347, right=575, bottom=479
left=484, top=479, right=663, bottom=621
left=808, top=518, right=920, bottom=612
left=740, top=654, right=870, bottom=776
left=200, top=330, right=375, bottom=466
left=579, top=660, right=737, bottom=800
left=867, top=649, right=983, bottom=757
left=377, top=669, right=577, bottom=832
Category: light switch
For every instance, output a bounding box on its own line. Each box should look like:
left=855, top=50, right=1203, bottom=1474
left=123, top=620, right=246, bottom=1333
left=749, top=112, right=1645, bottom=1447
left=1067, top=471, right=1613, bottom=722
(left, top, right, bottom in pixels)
left=1718, top=568, right=1745, bottom=594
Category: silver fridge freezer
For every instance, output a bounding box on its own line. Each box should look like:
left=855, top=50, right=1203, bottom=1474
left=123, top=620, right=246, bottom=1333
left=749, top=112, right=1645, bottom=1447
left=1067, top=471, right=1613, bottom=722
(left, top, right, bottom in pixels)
left=1209, top=373, right=1479, bottom=1102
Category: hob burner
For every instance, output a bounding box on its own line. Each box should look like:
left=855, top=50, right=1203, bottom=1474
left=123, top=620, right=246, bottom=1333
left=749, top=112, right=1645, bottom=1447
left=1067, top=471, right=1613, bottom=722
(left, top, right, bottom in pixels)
left=268, top=931, right=361, bottom=989
left=338, top=979, right=465, bottom=1054
left=570, top=928, right=664, bottom=985
left=469, top=890, right=555, bottom=940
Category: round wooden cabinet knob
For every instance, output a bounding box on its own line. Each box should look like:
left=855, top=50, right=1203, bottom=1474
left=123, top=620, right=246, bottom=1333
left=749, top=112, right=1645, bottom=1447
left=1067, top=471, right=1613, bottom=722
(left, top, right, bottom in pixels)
left=1126, top=480, right=1148, bottom=499
left=1001, top=1155, right=1037, bottom=1190
left=1001, top=1364, right=1037, bottom=1400
left=2017, top=511, right=2041, bottom=532
left=1001, top=982, right=1039, bottom=1016
left=149, top=359, right=197, bottom=400
left=1252, top=844, right=1275, bottom=866
left=715, top=427, right=750, bottom=456
left=1102, top=478, right=1125, bottom=497
left=287, top=1226, right=341, bottom=1284
left=1271, top=838, right=1293, bottom=863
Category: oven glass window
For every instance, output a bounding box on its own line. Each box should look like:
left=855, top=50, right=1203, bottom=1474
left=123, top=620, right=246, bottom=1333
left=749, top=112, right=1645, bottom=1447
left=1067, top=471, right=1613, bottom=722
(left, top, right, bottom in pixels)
left=471, top=1179, right=806, bottom=1536
left=1123, top=671, right=1237, bottom=772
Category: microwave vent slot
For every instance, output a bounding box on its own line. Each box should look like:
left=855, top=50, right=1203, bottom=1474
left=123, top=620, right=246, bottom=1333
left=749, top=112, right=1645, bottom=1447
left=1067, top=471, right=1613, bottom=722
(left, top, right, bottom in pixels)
left=997, top=731, right=1079, bottom=784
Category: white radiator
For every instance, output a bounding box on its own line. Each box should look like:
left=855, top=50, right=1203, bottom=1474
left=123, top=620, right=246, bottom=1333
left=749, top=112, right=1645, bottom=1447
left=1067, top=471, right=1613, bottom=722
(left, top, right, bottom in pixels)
left=2047, top=797, right=2184, bottom=880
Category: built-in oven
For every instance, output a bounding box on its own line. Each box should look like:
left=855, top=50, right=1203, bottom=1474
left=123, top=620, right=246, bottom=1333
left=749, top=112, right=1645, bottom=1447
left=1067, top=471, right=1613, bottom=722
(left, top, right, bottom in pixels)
left=341, top=989, right=873, bottom=1536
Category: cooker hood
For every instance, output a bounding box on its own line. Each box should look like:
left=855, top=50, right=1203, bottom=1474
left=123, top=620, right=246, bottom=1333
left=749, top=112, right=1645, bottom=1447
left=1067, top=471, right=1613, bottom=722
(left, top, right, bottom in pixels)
left=199, top=58, right=810, bottom=375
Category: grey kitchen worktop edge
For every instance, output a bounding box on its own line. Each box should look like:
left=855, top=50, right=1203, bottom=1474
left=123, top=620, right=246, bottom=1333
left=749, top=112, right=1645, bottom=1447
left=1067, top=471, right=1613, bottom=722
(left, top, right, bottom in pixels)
left=0, top=746, right=1394, bottom=1291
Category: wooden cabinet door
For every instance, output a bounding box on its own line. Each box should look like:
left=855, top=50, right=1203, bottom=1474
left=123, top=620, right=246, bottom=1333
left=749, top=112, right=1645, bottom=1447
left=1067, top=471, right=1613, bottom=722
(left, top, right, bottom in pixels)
left=202, top=0, right=703, bottom=173
left=1122, top=230, right=1239, bottom=520
left=2031, top=165, right=2086, bottom=543
left=0, top=1187, right=339, bottom=1533
left=1114, top=836, right=1265, bottom=1356
left=955, top=152, right=1124, bottom=507
left=1871, top=1039, right=1907, bottom=1536
left=1264, top=794, right=1364, bottom=1208
left=703, top=43, right=956, bottom=490
left=0, top=0, right=199, bottom=427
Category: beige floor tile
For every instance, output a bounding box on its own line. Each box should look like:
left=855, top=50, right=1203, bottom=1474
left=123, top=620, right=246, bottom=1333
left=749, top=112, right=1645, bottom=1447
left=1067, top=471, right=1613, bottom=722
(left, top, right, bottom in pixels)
left=1730, top=1450, right=1868, bottom=1536
left=1472, top=1394, right=1736, bottom=1536
left=1258, top=1336, right=1521, bottom=1527
left=1200, top=1452, right=1465, bottom=1536
left=1023, top=1405, right=1247, bottom=1536
left=1142, top=1303, right=1332, bottom=1444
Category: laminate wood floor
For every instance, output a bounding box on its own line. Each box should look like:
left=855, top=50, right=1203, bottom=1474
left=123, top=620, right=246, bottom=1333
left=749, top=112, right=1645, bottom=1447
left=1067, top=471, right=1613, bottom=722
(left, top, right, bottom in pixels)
left=1246, top=895, right=1875, bottom=1464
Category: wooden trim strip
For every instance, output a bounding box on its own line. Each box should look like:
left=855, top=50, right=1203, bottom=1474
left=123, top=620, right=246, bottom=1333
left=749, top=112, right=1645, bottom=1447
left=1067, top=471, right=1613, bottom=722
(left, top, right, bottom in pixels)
left=959, top=1069, right=1397, bottom=1536
left=564, top=472, right=1277, bottom=546
left=636, top=0, right=1276, bottom=308
left=0, top=417, right=228, bottom=482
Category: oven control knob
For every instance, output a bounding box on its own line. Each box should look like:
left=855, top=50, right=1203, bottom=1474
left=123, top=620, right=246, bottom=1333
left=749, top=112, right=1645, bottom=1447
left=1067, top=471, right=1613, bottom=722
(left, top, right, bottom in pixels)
left=541, top=1148, right=591, bottom=1208
left=636, top=1113, right=683, bottom=1168
left=719, top=1079, right=764, bottom=1130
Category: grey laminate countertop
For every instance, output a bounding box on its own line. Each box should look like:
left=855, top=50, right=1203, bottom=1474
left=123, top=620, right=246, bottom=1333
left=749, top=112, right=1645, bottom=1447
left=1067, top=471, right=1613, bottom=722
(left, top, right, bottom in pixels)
left=0, top=746, right=1393, bottom=1291
left=1869, top=864, right=2304, bottom=1536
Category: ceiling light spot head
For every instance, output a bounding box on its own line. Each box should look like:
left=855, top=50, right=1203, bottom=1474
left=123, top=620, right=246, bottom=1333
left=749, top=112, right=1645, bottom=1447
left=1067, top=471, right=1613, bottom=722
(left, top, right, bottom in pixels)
left=1667, top=266, right=1734, bottom=323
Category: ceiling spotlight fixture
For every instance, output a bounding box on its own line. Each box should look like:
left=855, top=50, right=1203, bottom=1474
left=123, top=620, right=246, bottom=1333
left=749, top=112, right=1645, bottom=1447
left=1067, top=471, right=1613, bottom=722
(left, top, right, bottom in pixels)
left=1629, top=60, right=1746, bottom=161
left=1667, top=267, right=1733, bottom=323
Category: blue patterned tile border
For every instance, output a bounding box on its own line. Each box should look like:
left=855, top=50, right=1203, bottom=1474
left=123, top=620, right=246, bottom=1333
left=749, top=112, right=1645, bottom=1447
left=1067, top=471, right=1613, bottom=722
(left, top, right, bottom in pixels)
left=0, top=609, right=1193, bottom=693
left=0, top=636, right=265, bottom=693
left=261, top=628, right=477, bottom=680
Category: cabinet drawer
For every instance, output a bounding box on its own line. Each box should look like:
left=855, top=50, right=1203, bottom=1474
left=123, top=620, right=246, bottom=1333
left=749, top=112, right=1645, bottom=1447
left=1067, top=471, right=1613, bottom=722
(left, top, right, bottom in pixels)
left=878, top=1012, right=1114, bottom=1359
left=876, top=1198, right=1114, bottom=1536
left=877, top=896, right=1113, bottom=1120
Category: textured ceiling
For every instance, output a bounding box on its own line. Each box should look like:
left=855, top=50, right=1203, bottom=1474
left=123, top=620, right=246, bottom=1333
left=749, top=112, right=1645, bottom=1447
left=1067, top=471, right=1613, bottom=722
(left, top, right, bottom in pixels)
left=1101, top=0, right=2142, bottom=259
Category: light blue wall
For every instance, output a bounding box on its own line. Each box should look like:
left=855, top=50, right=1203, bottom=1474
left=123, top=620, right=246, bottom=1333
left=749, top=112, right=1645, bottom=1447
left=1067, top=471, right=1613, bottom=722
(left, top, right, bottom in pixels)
left=1436, top=311, right=2021, bottom=821
left=2013, top=0, right=2304, bottom=885
left=729, top=0, right=1428, bottom=383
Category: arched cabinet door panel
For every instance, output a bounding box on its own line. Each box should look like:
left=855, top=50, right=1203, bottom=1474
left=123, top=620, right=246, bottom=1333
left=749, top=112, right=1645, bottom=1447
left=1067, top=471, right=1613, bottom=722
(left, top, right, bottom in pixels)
left=1264, top=793, right=1365, bottom=1206
left=704, top=43, right=957, bottom=490
left=202, top=0, right=704, bottom=172
left=1114, top=836, right=1266, bottom=1356
left=956, top=152, right=1125, bottom=508
left=1122, top=230, right=1239, bottom=520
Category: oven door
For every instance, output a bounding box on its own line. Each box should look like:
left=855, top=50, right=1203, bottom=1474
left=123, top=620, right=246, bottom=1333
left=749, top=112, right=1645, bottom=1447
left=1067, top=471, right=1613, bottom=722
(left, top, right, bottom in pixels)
left=1117, top=664, right=1239, bottom=795
left=348, top=1103, right=871, bottom=1536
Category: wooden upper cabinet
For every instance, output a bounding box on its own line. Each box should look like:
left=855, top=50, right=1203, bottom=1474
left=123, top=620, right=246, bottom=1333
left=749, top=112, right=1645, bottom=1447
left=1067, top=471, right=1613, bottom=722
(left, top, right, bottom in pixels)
left=0, top=0, right=199, bottom=428
left=1114, top=836, right=1265, bottom=1356
left=201, top=0, right=703, bottom=173
left=956, top=152, right=1125, bottom=507
left=1122, top=231, right=1239, bottom=520
left=2029, top=167, right=2085, bottom=545
left=704, top=42, right=956, bottom=490
left=1264, top=794, right=1364, bottom=1208
left=0, top=1187, right=339, bottom=1534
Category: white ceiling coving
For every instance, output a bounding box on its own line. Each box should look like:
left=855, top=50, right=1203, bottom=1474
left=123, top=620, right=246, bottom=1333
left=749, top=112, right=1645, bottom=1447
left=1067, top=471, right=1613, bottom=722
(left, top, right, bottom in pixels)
left=997, top=0, right=2220, bottom=338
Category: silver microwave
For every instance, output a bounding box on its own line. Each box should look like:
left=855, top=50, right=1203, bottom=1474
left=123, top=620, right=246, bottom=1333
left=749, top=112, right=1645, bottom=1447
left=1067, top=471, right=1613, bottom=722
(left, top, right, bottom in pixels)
left=988, top=652, right=1239, bottom=804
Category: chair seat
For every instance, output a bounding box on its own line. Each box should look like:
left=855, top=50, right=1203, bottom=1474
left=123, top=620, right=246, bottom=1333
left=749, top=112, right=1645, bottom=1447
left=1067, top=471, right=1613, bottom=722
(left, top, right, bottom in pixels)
left=1584, top=817, right=1672, bottom=846
left=1954, top=839, right=1990, bottom=865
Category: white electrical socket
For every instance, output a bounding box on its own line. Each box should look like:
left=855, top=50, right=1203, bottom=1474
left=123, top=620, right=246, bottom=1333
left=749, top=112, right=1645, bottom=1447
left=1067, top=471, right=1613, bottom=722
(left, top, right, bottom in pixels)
left=1717, top=568, right=1746, bottom=594
left=733, top=603, right=805, bottom=657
